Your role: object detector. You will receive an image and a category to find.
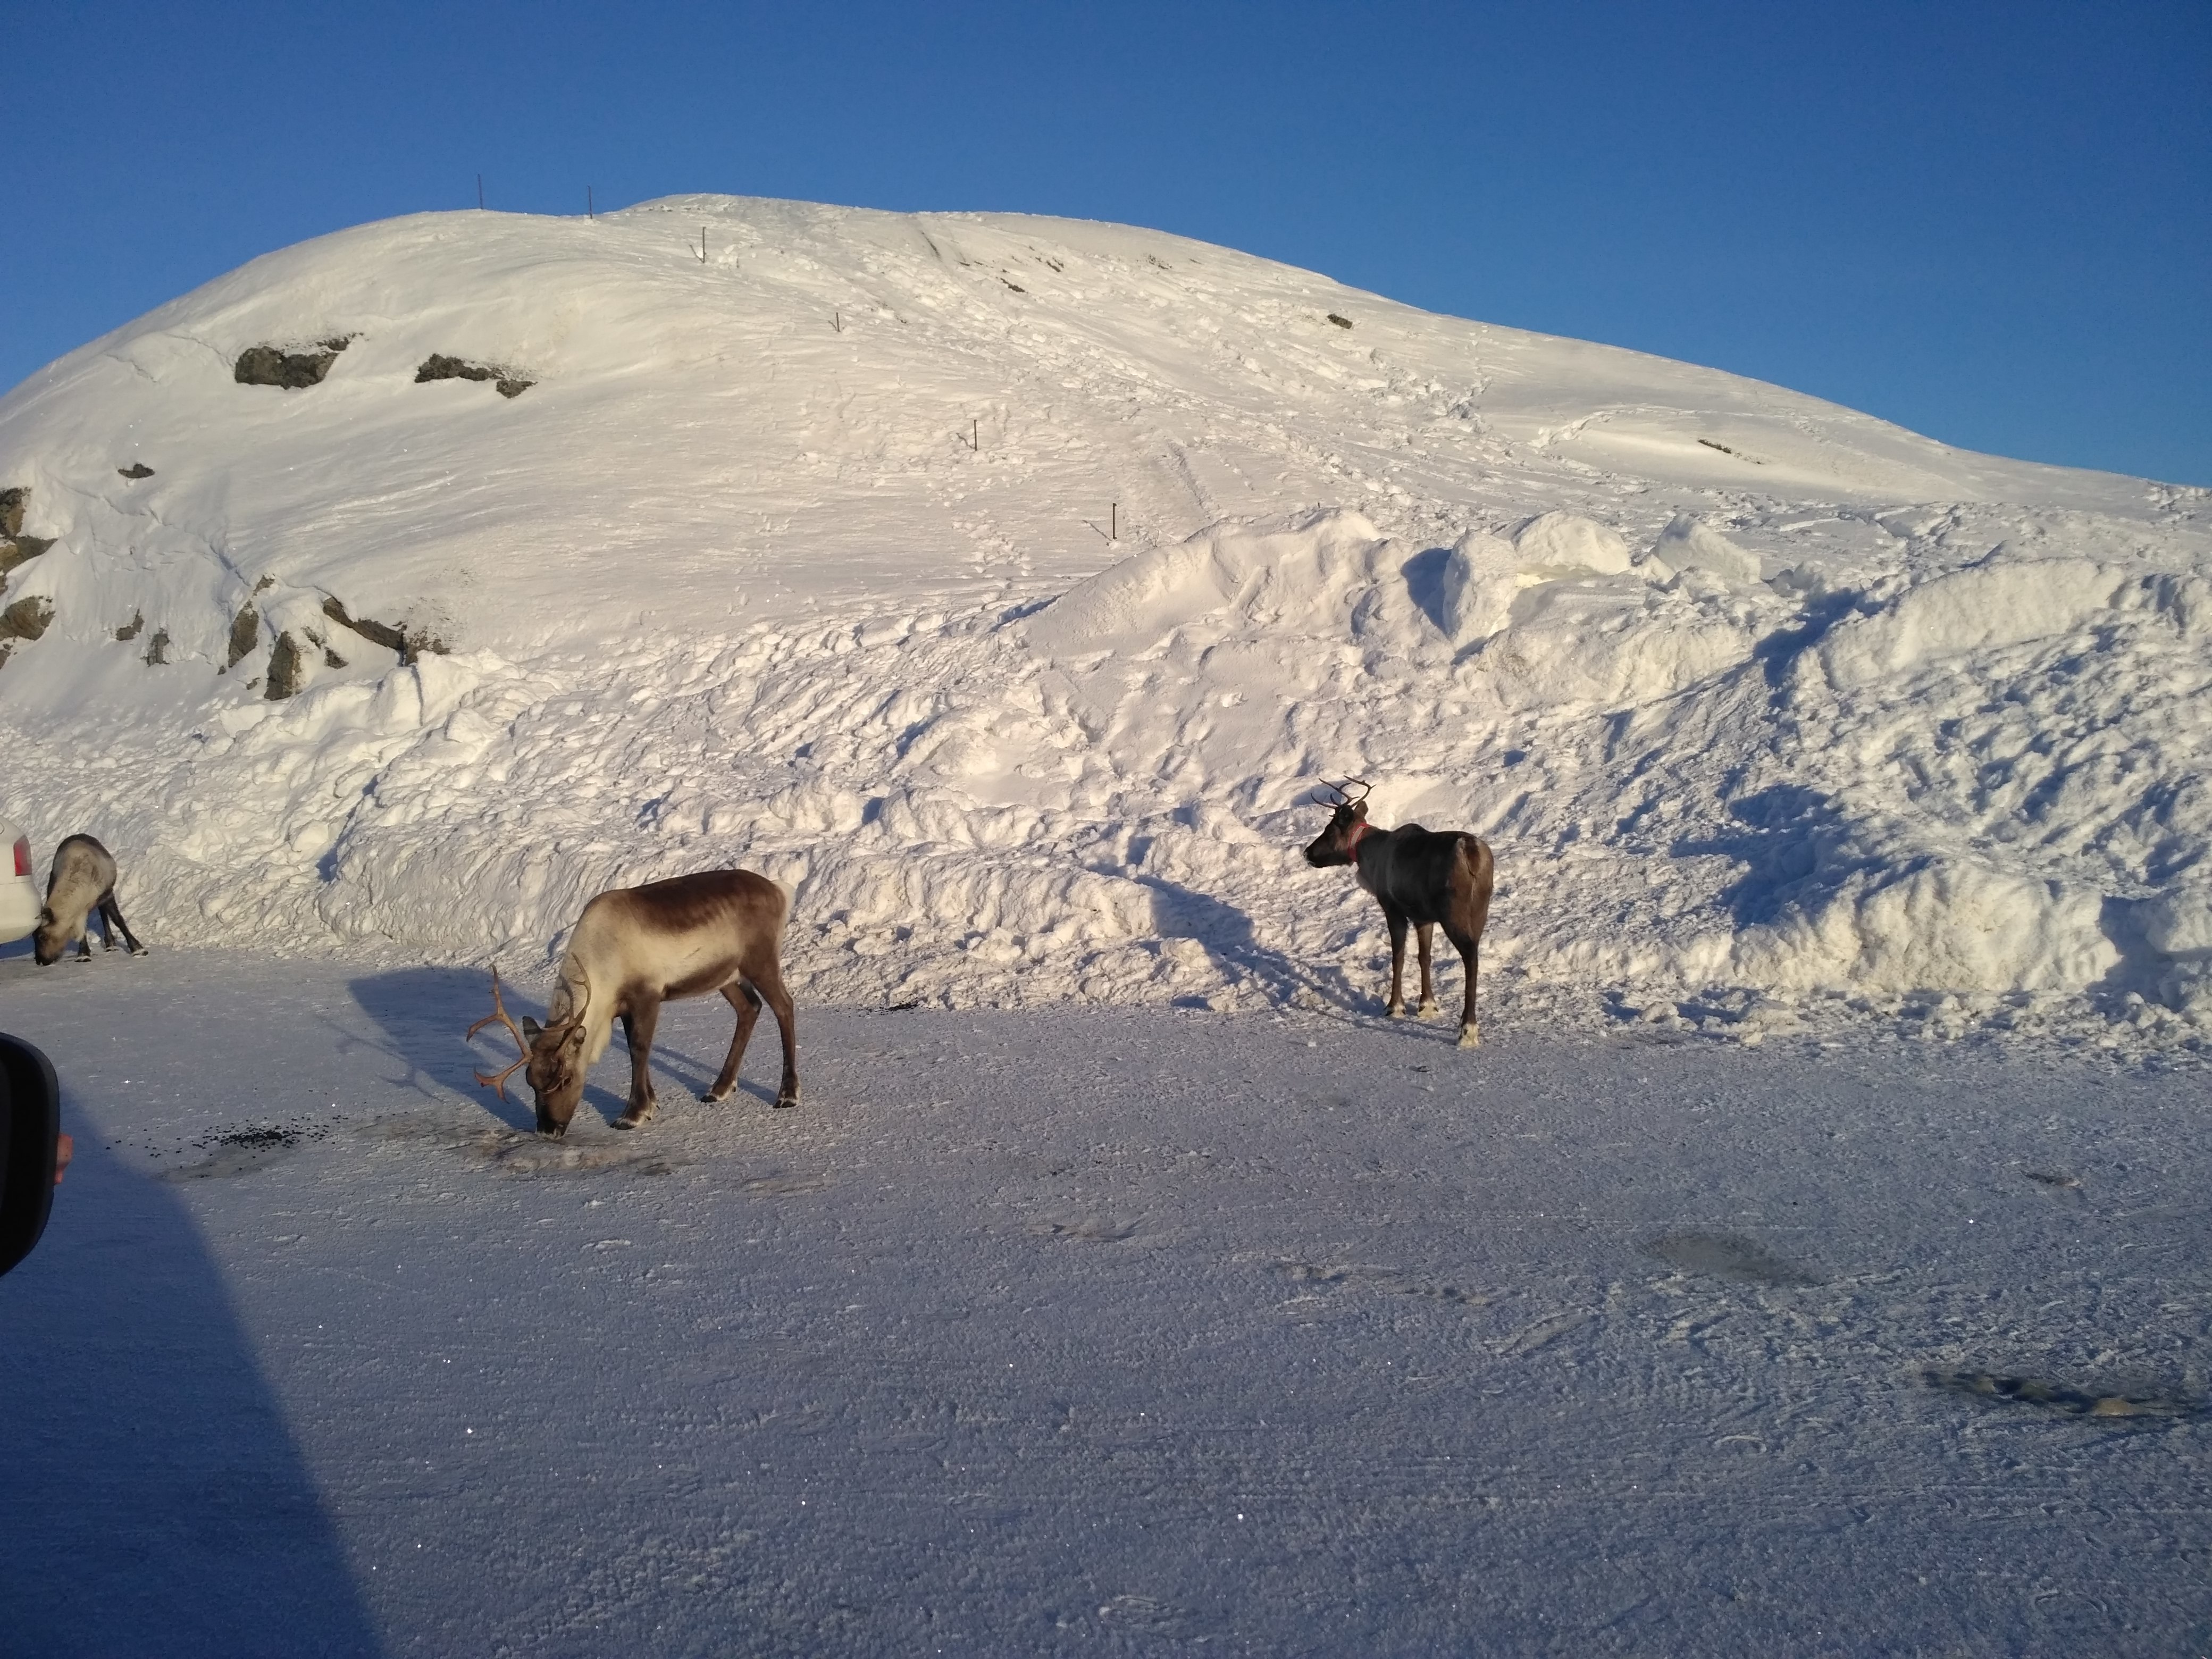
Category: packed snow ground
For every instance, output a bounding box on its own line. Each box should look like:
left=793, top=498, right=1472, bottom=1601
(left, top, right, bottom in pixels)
left=0, top=950, right=2206, bottom=1656
left=2, top=196, right=2211, bottom=1049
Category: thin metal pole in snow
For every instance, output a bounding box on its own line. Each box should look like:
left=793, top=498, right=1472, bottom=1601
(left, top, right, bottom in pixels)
left=476, top=174, right=484, bottom=210
left=1111, top=502, right=1117, bottom=540
left=588, top=185, right=594, bottom=219
left=973, top=419, right=979, bottom=451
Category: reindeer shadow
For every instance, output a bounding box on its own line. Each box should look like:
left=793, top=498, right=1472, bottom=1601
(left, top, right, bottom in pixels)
left=345, top=965, right=542, bottom=1133
left=1671, top=785, right=1860, bottom=929
left=1138, top=876, right=1370, bottom=1020
left=346, top=966, right=783, bottom=1133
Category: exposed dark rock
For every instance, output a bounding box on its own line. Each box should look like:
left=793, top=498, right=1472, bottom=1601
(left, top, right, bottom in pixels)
left=0, top=491, right=52, bottom=587
left=115, top=611, right=144, bottom=642
left=0, top=533, right=52, bottom=599
left=265, top=633, right=305, bottom=700
left=234, top=337, right=350, bottom=389
left=416, top=353, right=533, bottom=398
left=323, top=596, right=404, bottom=654
left=0, top=597, right=55, bottom=641
left=416, top=353, right=492, bottom=384
left=118, top=463, right=155, bottom=480
left=323, top=646, right=347, bottom=669
left=1326, top=313, right=1353, bottom=329
left=254, top=574, right=275, bottom=593
left=224, top=604, right=261, bottom=671
left=143, top=628, right=170, bottom=667
left=321, top=595, right=448, bottom=663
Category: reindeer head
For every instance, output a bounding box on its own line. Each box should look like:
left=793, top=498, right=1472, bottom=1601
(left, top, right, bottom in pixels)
left=470, top=967, right=596, bottom=1136
left=1303, top=778, right=1372, bottom=867
left=30, top=906, right=68, bottom=967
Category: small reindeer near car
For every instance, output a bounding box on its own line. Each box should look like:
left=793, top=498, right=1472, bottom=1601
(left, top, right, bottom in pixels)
left=1303, top=780, right=1495, bottom=1046
left=35, top=834, right=148, bottom=966
left=471, top=868, right=800, bottom=1137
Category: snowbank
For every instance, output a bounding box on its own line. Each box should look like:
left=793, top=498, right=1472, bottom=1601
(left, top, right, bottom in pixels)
left=1, top=196, right=2208, bottom=1051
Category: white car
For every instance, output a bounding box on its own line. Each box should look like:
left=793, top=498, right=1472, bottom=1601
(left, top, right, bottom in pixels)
left=0, top=820, right=41, bottom=944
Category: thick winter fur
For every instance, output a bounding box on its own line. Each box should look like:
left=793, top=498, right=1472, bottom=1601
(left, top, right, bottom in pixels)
left=34, top=834, right=146, bottom=966
left=513, top=869, right=799, bottom=1136
left=1304, top=795, right=1494, bottom=1046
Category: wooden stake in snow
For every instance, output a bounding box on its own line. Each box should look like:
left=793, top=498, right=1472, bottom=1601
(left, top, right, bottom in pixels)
left=476, top=174, right=484, bottom=210
left=700, top=227, right=708, bottom=264
left=588, top=186, right=594, bottom=220
left=833, top=311, right=842, bottom=333
left=973, top=419, right=979, bottom=451
left=1111, top=502, right=1118, bottom=540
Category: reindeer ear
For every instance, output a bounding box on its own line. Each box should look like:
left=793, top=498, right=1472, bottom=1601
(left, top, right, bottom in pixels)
left=1352, top=801, right=1369, bottom=818
left=521, top=1016, right=543, bottom=1043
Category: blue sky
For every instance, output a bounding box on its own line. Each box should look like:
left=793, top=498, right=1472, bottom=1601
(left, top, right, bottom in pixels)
left=9, top=0, right=2207, bottom=485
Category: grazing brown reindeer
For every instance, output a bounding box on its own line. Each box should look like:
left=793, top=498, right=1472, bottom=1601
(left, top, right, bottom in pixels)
left=1303, top=780, right=1495, bottom=1047
left=470, top=869, right=799, bottom=1137
left=34, top=834, right=147, bottom=966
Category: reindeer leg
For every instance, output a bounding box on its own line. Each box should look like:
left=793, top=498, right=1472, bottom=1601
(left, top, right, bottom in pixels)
left=73, top=923, right=92, bottom=963
left=103, top=895, right=147, bottom=957
left=1445, top=923, right=1482, bottom=1049
left=748, top=960, right=801, bottom=1108
left=1384, top=907, right=1410, bottom=1017
left=706, top=982, right=763, bottom=1103
left=1415, top=923, right=1437, bottom=1017
left=615, top=1000, right=661, bottom=1128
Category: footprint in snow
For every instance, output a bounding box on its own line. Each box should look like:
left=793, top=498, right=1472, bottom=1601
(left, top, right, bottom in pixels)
left=1028, top=1214, right=1139, bottom=1242
left=1096, top=1594, right=1195, bottom=1635
left=1924, top=1370, right=2199, bottom=1421
left=739, top=1170, right=831, bottom=1196
left=1641, top=1230, right=1820, bottom=1286
left=1499, top=1309, right=1595, bottom=1355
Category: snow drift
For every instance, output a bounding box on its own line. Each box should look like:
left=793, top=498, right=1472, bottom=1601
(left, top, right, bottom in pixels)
left=1, top=195, right=2208, bottom=1049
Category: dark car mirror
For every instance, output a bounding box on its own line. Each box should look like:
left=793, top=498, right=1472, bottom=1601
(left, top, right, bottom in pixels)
left=0, top=1034, right=62, bottom=1277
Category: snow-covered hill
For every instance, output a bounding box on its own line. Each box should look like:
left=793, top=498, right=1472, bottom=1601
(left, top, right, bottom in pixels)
left=3, top=195, right=2209, bottom=1050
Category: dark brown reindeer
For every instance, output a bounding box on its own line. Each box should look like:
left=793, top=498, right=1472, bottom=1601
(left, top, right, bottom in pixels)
left=1303, top=779, right=1495, bottom=1047
left=470, top=869, right=799, bottom=1137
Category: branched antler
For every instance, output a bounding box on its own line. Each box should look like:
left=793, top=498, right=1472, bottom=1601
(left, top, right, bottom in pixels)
left=1311, top=777, right=1373, bottom=808
left=467, top=967, right=533, bottom=1101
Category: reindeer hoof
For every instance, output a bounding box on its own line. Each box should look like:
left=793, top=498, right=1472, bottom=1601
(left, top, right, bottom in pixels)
left=700, top=1087, right=731, bottom=1105
left=1386, top=1003, right=1407, bottom=1019
left=129, top=945, right=149, bottom=957
left=615, top=1105, right=656, bottom=1130
left=1457, top=1025, right=1482, bottom=1050
left=773, top=1093, right=800, bottom=1110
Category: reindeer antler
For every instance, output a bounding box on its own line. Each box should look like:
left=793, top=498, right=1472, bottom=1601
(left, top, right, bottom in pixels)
left=1311, top=777, right=1373, bottom=808
left=467, top=967, right=533, bottom=1101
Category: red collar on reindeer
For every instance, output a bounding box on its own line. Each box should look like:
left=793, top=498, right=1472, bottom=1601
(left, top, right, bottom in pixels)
left=1343, top=820, right=1373, bottom=857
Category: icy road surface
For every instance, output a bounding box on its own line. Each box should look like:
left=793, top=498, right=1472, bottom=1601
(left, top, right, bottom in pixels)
left=1, top=951, right=2206, bottom=1655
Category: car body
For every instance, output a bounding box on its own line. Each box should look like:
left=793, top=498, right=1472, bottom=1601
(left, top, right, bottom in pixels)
left=0, top=820, right=41, bottom=944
